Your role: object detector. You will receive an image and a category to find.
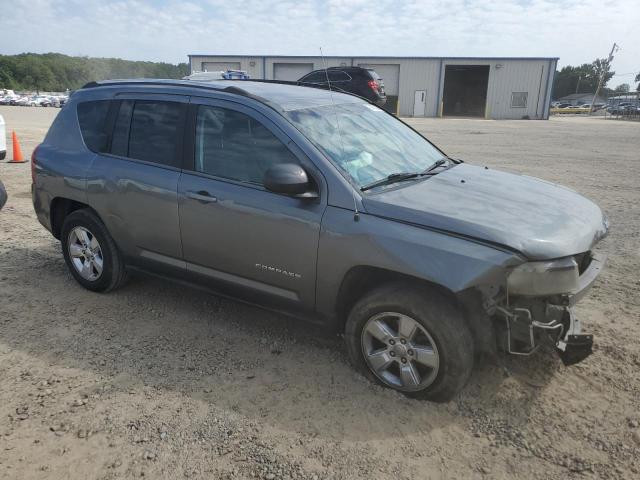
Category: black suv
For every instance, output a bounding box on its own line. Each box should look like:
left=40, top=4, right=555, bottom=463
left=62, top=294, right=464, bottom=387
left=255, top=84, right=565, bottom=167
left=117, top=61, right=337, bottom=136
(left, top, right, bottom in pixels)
left=298, top=67, right=386, bottom=106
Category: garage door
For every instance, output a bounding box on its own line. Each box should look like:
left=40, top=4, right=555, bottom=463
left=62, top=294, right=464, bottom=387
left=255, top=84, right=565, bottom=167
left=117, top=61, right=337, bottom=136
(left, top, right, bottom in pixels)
left=358, top=64, right=400, bottom=95
left=202, top=61, right=241, bottom=72
left=273, top=63, right=314, bottom=81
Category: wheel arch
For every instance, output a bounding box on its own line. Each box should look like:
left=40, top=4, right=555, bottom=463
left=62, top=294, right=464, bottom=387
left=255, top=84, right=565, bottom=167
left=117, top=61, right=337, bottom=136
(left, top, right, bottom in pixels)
left=50, top=197, right=104, bottom=240
left=334, top=265, right=497, bottom=356
left=335, top=266, right=458, bottom=329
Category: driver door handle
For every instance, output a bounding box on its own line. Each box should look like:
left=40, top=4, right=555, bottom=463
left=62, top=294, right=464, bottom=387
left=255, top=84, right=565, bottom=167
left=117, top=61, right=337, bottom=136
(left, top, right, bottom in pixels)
left=186, top=190, right=217, bottom=203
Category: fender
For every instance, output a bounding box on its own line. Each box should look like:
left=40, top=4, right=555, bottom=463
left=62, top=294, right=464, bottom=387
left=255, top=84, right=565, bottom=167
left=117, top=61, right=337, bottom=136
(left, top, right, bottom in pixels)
left=315, top=206, right=522, bottom=319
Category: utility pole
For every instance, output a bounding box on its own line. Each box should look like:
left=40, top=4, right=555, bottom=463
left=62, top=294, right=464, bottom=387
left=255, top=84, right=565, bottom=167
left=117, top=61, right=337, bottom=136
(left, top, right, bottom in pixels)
left=590, top=42, right=619, bottom=113
left=575, top=75, right=582, bottom=94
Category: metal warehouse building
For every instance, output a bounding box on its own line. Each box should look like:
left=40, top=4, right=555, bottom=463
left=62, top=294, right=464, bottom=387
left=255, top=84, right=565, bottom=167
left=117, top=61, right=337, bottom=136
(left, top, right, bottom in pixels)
left=188, top=55, right=558, bottom=120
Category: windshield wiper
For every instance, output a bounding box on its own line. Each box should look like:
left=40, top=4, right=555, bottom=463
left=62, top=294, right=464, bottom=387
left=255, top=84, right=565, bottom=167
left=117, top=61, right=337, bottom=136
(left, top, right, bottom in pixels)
left=360, top=158, right=450, bottom=192
left=360, top=172, right=424, bottom=192
left=423, top=158, right=447, bottom=174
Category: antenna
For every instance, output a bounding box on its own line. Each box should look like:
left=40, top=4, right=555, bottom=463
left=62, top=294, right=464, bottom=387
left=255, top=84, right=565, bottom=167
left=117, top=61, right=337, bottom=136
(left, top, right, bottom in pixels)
left=319, top=47, right=359, bottom=221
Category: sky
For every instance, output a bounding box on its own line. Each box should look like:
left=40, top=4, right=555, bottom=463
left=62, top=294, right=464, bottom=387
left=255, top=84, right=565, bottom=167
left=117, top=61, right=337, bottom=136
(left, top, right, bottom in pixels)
left=1, top=0, right=638, bottom=88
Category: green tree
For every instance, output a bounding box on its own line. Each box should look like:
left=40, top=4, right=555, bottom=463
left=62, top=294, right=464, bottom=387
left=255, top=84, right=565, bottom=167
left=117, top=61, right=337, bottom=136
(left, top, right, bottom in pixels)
left=0, top=52, right=189, bottom=91
left=552, top=58, right=615, bottom=99
left=614, top=83, right=630, bottom=93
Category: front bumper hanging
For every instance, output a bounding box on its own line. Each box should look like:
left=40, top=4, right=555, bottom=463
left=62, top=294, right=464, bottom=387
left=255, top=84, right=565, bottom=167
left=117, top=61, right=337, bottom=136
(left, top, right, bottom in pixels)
left=494, top=252, right=604, bottom=365
left=556, top=332, right=594, bottom=366
left=496, top=304, right=593, bottom=365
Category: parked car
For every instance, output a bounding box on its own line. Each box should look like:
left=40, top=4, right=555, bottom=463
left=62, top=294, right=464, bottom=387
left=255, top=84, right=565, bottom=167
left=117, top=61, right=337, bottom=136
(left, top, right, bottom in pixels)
left=11, top=96, right=28, bottom=106
left=606, top=103, right=631, bottom=115
left=32, top=79, right=608, bottom=401
left=28, top=96, right=44, bottom=106
left=14, top=95, right=41, bottom=107
left=40, top=96, right=60, bottom=107
left=298, top=67, right=386, bottom=106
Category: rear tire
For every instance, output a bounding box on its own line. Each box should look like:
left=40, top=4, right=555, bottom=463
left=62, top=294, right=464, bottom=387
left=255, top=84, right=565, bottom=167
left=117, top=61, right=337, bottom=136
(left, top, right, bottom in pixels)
left=345, top=282, right=474, bottom=402
left=61, top=209, right=127, bottom=292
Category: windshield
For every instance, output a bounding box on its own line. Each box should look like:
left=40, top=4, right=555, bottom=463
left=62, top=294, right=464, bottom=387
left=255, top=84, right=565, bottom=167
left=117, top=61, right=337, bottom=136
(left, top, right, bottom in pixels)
left=285, top=102, right=446, bottom=189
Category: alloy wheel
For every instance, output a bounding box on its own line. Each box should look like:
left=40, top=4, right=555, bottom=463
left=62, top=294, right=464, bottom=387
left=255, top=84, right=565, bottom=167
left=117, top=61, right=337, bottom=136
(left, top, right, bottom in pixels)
left=361, top=312, right=440, bottom=391
left=68, top=226, right=104, bottom=281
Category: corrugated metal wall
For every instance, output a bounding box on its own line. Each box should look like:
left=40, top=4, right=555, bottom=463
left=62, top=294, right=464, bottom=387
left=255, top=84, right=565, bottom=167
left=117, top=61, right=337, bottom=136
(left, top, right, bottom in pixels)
left=190, top=56, right=265, bottom=78
left=189, top=56, right=556, bottom=120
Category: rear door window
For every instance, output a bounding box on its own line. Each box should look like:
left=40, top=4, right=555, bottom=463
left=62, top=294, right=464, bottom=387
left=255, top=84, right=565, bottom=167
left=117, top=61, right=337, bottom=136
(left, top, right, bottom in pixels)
left=77, top=100, right=111, bottom=153
left=128, top=101, right=183, bottom=167
left=109, top=100, right=184, bottom=167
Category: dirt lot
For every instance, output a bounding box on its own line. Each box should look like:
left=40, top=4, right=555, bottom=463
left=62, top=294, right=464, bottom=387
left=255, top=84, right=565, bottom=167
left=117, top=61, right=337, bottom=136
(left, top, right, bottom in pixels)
left=1, top=105, right=639, bottom=480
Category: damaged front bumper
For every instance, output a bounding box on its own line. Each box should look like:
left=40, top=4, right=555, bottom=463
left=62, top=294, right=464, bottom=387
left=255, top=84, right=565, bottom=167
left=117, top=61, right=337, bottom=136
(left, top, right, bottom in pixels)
left=495, top=252, right=605, bottom=365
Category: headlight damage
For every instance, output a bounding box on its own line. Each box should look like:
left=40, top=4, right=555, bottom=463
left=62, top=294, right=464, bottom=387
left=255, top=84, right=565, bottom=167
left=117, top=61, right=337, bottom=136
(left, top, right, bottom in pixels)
left=507, top=256, right=580, bottom=296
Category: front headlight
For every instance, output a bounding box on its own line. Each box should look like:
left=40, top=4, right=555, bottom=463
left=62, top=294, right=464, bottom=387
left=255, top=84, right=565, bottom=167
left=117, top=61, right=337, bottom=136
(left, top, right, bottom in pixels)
left=507, top=257, right=579, bottom=296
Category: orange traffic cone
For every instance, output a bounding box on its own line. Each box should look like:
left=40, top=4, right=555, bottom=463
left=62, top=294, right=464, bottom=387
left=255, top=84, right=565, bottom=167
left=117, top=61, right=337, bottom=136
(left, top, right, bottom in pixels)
left=8, top=131, right=27, bottom=163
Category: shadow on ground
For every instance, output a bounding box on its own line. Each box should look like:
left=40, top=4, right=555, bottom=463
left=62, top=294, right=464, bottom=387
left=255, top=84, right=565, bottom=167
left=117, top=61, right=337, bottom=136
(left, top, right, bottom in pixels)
left=1, top=242, right=560, bottom=441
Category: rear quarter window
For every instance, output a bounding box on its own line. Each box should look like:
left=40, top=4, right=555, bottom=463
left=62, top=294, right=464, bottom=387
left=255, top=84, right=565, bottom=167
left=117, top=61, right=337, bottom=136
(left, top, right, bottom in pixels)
left=301, top=72, right=326, bottom=83
left=77, top=100, right=111, bottom=153
left=328, top=71, right=351, bottom=82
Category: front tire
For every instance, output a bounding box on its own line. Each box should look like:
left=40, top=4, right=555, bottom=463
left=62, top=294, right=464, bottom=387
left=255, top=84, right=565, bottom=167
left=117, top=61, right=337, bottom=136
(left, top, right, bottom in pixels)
left=61, top=209, right=126, bottom=292
left=345, top=282, right=474, bottom=402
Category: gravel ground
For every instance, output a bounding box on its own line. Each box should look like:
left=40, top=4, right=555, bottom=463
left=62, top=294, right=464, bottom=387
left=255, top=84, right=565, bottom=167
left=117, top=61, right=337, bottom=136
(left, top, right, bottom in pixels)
left=1, top=106, right=639, bottom=479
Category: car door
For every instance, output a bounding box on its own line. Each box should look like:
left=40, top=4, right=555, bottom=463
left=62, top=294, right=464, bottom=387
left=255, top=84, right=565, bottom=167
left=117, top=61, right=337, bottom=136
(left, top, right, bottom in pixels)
left=178, top=97, right=327, bottom=311
left=86, top=94, right=188, bottom=270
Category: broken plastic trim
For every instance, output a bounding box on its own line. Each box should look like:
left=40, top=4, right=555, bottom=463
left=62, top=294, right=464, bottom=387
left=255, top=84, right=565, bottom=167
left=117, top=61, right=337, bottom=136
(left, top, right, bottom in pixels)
left=556, top=334, right=594, bottom=365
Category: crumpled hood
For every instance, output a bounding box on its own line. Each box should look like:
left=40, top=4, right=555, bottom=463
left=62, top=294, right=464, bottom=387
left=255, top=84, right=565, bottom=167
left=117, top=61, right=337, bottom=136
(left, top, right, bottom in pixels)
left=362, top=164, right=608, bottom=260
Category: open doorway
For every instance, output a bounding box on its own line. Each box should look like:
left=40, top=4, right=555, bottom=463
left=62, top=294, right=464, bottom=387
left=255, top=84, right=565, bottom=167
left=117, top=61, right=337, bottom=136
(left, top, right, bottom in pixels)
left=442, top=65, right=489, bottom=117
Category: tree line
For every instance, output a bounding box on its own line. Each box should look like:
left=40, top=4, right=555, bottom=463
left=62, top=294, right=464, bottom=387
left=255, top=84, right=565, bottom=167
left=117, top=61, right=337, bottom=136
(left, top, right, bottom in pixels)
left=552, top=57, right=639, bottom=99
left=1, top=52, right=636, bottom=99
left=0, top=53, right=189, bottom=92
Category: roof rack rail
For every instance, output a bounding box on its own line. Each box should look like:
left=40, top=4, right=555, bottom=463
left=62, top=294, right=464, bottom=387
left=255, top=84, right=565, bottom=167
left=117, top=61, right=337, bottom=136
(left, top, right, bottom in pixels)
left=77, top=79, right=279, bottom=111
left=79, top=79, right=254, bottom=97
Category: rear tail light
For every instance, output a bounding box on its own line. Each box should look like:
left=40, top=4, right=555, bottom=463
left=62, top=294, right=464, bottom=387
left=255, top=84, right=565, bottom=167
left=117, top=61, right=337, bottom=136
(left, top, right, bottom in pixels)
left=31, top=144, right=40, bottom=184
left=367, top=79, right=379, bottom=92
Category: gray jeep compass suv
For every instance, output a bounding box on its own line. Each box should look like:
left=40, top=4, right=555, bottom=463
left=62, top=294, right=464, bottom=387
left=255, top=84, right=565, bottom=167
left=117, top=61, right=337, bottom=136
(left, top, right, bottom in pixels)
left=32, top=79, right=608, bottom=401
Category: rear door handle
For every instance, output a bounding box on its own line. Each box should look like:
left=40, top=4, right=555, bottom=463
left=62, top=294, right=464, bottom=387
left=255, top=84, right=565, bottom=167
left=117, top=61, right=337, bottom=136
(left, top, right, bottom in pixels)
left=186, top=190, right=217, bottom=203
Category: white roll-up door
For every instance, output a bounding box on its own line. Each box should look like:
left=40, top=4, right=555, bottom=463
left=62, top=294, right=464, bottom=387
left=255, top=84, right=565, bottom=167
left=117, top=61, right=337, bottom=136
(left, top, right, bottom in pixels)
left=273, top=63, right=314, bottom=81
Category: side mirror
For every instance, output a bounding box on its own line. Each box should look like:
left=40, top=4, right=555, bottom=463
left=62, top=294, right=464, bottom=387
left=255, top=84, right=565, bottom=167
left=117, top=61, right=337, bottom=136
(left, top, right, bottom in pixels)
left=264, top=163, right=317, bottom=198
